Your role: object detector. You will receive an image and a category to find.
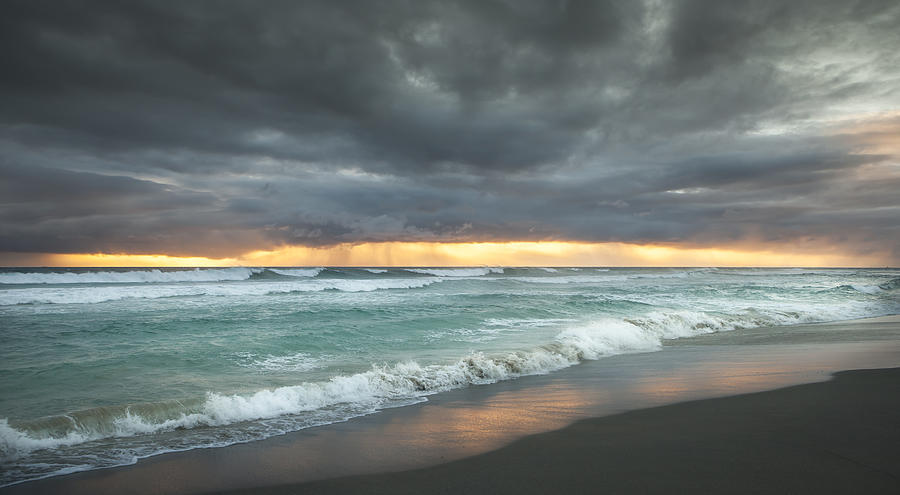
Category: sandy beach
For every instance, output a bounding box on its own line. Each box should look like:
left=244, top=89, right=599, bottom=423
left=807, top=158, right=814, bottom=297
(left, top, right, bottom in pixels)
left=4, top=1, right=898, bottom=491
left=4, top=315, right=899, bottom=495
left=237, top=367, right=900, bottom=495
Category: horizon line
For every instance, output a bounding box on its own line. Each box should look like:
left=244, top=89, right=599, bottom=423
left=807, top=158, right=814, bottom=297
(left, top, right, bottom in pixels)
left=1, top=265, right=897, bottom=269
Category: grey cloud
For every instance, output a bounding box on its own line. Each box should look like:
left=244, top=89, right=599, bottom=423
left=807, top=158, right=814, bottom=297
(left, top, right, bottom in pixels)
left=1, top=0, right=898, bottom=260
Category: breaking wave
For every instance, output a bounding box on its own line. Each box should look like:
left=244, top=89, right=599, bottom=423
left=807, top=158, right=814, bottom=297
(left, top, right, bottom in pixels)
left=0, top=304, right=858, bottom=462
left=879, top=277, right=900, bottom=291
left=0, top=267, right=333, bottom=286
left=0, top=268, right=264, bottom=285
left=267, top=268, right=325, bottom=278
left=405, top=267, right=504, bottom=277
left=0, top=278, right=441, bottom=305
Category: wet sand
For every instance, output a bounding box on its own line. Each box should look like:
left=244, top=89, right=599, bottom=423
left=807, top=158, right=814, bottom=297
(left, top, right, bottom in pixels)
left=233, top=367, right=900, bottom=494
left=4, top=316, right=900, bottom=494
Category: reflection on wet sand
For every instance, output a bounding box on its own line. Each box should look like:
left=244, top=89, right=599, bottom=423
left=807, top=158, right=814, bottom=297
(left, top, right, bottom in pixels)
left=373, top=383, right=601, bottom=452
left=8, top=334, right=900, bottom=495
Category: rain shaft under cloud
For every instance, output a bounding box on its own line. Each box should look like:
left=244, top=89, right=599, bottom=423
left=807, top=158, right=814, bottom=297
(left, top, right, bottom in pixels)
left=1, top=0, right=899, bottom=262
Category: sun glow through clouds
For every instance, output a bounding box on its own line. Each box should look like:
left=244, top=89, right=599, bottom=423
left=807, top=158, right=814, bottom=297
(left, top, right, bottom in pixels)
left=8, top=241, right=892, bottom=268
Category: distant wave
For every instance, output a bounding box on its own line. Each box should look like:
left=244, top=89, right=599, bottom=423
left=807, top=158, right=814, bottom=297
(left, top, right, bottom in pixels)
left=0, top=266, right=524, bottom=284
left=268, top=268, right=324, bottom=278
left=0, top=303, right=876, bottom=459
left=0, top=266, right=733, bottom=285
left=0, top=267, right=264, bottom=285
left=234, top=351, right=328, bottom=373
left=0, top=312, right=717, bottom=458
left=713, top=268, right=851, bottom=277
left=819, top=277, right=900, bottom=295
left=0, top=267, right=337, bottom=286
left=405, top=267, right=504, bottom=277
left=880, top=277, right=900, bottom=291
left=0, top=278, right=441, bottom=305
left=3, top=297, right=898, bottom=488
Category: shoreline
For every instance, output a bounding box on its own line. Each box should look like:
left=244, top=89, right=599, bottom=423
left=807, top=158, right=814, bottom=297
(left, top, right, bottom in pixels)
left=3, top=315, right=900, bottom=494
left=246, top=367, right=900, bottom=494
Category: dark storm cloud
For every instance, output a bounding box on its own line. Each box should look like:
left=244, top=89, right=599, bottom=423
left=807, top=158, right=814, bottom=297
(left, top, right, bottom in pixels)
left=1, top=0, right=898, bottom=260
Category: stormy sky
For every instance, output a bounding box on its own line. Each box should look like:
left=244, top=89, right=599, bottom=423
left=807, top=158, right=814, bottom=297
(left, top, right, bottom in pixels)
left=1, top=0, right=899, bottom=262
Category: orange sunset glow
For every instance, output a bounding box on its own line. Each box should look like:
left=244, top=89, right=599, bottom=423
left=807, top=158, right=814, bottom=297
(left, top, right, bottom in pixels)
left=14, top=241, right=894, bottom=268
left=3, top=3, right=900, bottom=493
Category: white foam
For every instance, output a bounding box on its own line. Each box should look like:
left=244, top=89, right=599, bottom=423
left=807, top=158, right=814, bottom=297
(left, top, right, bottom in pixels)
left=269, top=268, right=324, bottom=277
left=0, top=419, right=95, bottom=458
left=235, top=352, right=327, bottom=372
left=552, top=319, right=662, bottom=358
left=497, top=275, right=604, bottom=284
left=494, top=270, right=721, bottom=284
left=0, top=268, right=262, bottom=285
left=849, top=284, right=882, bottom=295
left=722, top=268, right=845, bottom=277
left=425, top=318, right=576, bottom=344
left=1, top=300, right=893, bottom=461
left=620, top=305, right=874, bottom=339
left=406, top=267, right=504, bottom=277
left=483, top=318, right=577, bottom=329
left=0, top=278, right=441, bottom=305
left=424, top=327, right=506, bottom=343
left=0, top=314, right=714, bottom=457
left=302, top=278, right=437, bottom=293
left=363, top=268, right=388, bottom=274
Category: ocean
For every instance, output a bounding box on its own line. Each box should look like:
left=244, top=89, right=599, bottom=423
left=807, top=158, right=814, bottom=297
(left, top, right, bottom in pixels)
left=1, top=266, right=898, bottom=486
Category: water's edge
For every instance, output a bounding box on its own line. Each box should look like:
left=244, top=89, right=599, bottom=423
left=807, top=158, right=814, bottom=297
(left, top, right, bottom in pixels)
left=4, top=315, right=899, bottom=494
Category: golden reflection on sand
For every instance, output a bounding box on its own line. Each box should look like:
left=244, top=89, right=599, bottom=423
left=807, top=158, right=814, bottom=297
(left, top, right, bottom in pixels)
left=19, top=339, right=900, bottom=495
left=630, top=345, right=881, bottom=401
left=371, top=384, right=601, bottom=454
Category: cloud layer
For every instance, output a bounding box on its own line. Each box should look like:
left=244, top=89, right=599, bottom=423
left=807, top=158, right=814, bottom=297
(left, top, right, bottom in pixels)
left=2, top=0, right=899, bottom=261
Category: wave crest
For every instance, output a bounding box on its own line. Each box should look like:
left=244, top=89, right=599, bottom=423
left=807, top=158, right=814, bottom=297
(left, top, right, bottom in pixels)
left=0, top=278, right=441, bottom=305
left=0, top=314, right=723, bottom=458
left=268, top=268, right=324, bottom=278
left=2, top=299, right=894, bottom=473
left=0, top=268, right=264, bottom=285
left=405, top=267, right=504, bottom=277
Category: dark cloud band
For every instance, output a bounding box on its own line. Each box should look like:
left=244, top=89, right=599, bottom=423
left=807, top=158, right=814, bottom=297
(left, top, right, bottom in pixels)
left=1, top=0, right=898, bottom=261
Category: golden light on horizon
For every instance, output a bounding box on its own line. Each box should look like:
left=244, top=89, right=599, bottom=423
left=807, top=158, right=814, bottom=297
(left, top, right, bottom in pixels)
left=32, top=253, right=242, bottom=268
left=7, top=241, right=893, bottom=268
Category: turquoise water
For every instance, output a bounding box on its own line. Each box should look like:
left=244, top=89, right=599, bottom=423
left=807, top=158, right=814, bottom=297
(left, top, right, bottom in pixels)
left=1, top=267, right=898, bottom=485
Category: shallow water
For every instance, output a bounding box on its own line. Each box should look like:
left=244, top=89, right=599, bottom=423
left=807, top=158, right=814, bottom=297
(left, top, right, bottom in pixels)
left=1, top=267, right=898, bottom=486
